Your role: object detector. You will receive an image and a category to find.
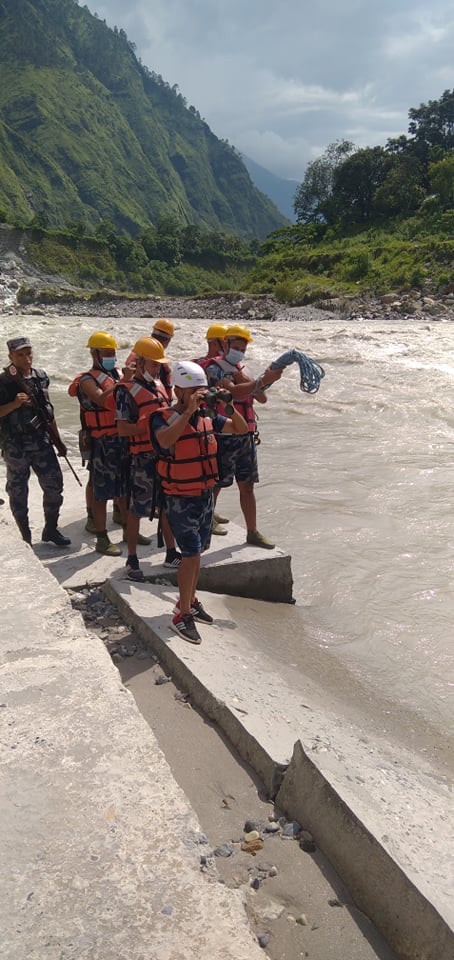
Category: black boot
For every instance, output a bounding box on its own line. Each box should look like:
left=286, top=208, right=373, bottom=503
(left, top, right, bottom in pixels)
left=42, top=521, right=71, bottom=547
left=17, top=519, right=32, bottom=544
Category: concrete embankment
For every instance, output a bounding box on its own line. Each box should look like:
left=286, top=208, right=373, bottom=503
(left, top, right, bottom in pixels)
left=0, top=522, right=265, bottom=960
left=2, top=479, right=453, bottom=960
left=102, top=577, right=454, bottom=960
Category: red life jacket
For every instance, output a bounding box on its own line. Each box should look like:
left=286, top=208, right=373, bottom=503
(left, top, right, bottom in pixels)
left=155, top=408, right=218, bottom=496
left=70, top=369, right=117, bottom=438
left=116, top=379, right=168, bottom=455
left=204, top=356, right=256, bottom=432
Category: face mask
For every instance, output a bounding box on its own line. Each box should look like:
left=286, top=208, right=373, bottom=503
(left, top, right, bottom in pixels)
left=101, top=357, right=116, bottom=372
left=143, top=369, right=155, bottom=383
left=225, top=348, right=245, bottom=366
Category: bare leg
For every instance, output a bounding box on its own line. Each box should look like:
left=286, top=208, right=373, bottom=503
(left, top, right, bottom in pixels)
left=162, top=511, right=176, bottom=550
left=237, top=480, right=256, bottom=532
left=93, top=499, right=107, bottom=533
left=178, top=555, right=200, bottom=615
left=127, top=512, right=140, bottom=556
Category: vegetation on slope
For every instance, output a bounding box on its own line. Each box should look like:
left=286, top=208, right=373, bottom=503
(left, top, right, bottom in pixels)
left=0, top=0, right=287, bottom=239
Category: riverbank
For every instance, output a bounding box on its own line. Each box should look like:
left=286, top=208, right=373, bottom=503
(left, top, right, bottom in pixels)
left=1, top=231, right=454, bottom=323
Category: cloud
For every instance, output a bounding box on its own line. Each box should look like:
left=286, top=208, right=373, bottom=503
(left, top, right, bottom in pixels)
left=89, top=1, right=454, bottom=180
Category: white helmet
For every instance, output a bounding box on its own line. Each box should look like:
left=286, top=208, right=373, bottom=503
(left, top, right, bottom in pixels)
left=172, top=361, right=207, bottom=388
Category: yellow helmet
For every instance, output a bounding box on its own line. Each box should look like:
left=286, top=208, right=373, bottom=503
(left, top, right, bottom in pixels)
left=133, top=337, right=168, bottom=363
left=86, top=331, right=118, bottom=349
left=205, top=323, right=228, bottom=341
left=152, top=318, right=174, bottom=338
left=224, top=324, right=253, bottom=343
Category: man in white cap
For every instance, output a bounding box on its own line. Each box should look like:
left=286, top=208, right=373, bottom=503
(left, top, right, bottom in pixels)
left=150, top=360, right=247, bottom=644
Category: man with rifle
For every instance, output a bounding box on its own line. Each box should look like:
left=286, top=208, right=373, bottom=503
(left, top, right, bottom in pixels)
left=0, top=336, right=70, bottom=546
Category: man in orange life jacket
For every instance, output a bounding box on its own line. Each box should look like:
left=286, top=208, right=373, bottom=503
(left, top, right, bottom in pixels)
left=75, top=332, right=130, bottom=556
left=150, top=360, right=248, bottom=645
left=204, top=324, right=282, bottom=548
left=194, top=323, right=228, bottom=366
left=193, top=323, right=230, bottom=531
left=115, top=336, right=181, bottom=581
left=126, top=319, right=175, bottom=403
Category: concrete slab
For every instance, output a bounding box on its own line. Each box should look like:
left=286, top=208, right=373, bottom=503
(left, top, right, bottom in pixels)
left=103, top=579, right=454, bottom=960
left=0, top=521, right=266, bottom=960
left=26, top=475, right=293, bottom=601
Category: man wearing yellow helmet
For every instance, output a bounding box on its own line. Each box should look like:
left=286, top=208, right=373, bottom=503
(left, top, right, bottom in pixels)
left=204, top=325, right=282, bottom=548
left=151, top=319, right=175, bottom=401
left=72, top=331, right=129, bottom=556
left=194, top=323, right=228, bottom=366
left=115, top=337, right=181, bottom=580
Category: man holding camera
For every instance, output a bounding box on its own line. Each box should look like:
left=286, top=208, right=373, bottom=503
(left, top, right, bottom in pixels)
left=0, top=336, right=70, bottom=546
left=150, top=360, right=248, bottom=644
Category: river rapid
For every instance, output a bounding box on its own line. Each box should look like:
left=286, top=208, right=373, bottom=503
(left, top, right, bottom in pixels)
left=2, top=310, right=453, bottom=771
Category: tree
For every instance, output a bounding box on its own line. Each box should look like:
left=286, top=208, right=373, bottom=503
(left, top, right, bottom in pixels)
left=294, top=140, right=355, bottom=223
left=373, top=154, right=426, bottom=217
left=332, top=146, right=389, bottom=224
left=408, top=89, right=454, bottom=151
left=429, top=156, right=454, bottom=208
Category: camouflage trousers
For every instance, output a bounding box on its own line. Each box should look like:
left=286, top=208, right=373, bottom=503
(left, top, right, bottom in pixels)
left=2, top=435, right=63, bottom=531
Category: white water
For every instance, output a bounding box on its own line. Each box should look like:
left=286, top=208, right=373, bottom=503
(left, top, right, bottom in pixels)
left=2, top=312, right=454, bottom=758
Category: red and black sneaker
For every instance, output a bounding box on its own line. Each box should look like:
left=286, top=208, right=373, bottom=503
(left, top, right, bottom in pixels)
left=171, top=613, right=202, bottom=644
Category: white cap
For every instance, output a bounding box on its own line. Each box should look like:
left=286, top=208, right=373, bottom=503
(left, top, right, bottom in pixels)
left=172, top=361, right=208, bottom=388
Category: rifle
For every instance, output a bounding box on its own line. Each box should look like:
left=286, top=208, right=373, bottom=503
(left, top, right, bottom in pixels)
left=4, top=363, right=83, bottom=486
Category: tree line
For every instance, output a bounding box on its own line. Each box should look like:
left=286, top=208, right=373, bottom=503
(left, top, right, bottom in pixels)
left=293, top=90, right=454, bottom=229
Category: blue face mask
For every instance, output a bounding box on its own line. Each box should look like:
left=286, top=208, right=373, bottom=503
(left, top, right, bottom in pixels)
left=225, top=348, right=245, bottom=366
left=101, top=357, right=116, bottom=372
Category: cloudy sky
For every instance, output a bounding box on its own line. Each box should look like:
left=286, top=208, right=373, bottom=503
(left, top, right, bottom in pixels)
left=88, top=1, right=453, bottom=183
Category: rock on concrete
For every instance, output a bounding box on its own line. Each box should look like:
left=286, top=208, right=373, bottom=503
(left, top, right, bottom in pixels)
left=0, top=522, right=265, bottom=960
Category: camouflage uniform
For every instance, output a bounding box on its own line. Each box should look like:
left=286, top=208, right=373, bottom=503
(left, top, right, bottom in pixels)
left=0, top=368, right=63, bottom=541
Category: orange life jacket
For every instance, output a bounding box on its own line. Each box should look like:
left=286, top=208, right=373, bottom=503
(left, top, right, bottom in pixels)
left=126, top=353, right=173, bottom=403
left=155, top=408, right=218, bottom=496
left=69, top=368, right=117, bottom=438
left=204, top=356, right=256, bottom=432
left=115, top=378, right=168, bottom=455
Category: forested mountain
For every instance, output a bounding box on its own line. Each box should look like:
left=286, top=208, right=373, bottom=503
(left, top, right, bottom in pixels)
left=0, top=0, right=287, bottom=239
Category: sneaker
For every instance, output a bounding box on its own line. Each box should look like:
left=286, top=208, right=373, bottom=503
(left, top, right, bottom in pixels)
left=42, top=526, right=71, bottom=547
left=122, top=528, right=152, bottom=546
left=85, top=515, right=96, bottom=534
left=212, top=520, right=228, bottom=536
left=163, top=550, right=182, bottom=568
left=171, top=613, right=201, bottom=644
left=190, top=599, right=214, bottom=624
left=246, top=529, right=275, bottom=550
left=174, top=598, right=214, bottom=624
left=95, top=535, right=122, bottom=557
left=214, top=511, right=229, bottom=525
left=126, top=555, right=144, bottom=582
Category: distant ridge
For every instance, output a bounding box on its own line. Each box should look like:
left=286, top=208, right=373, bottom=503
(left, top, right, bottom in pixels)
left=243, top=155, right=296, bottom=221
left=0, top=0, right=287, bottom=239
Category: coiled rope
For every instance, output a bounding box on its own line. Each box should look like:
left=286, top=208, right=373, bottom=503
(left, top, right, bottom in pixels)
left=269, top=348, right=325, bottom=393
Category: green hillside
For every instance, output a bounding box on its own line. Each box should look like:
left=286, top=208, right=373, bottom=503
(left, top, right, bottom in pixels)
left=0, top=0, right=287, bottom=239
